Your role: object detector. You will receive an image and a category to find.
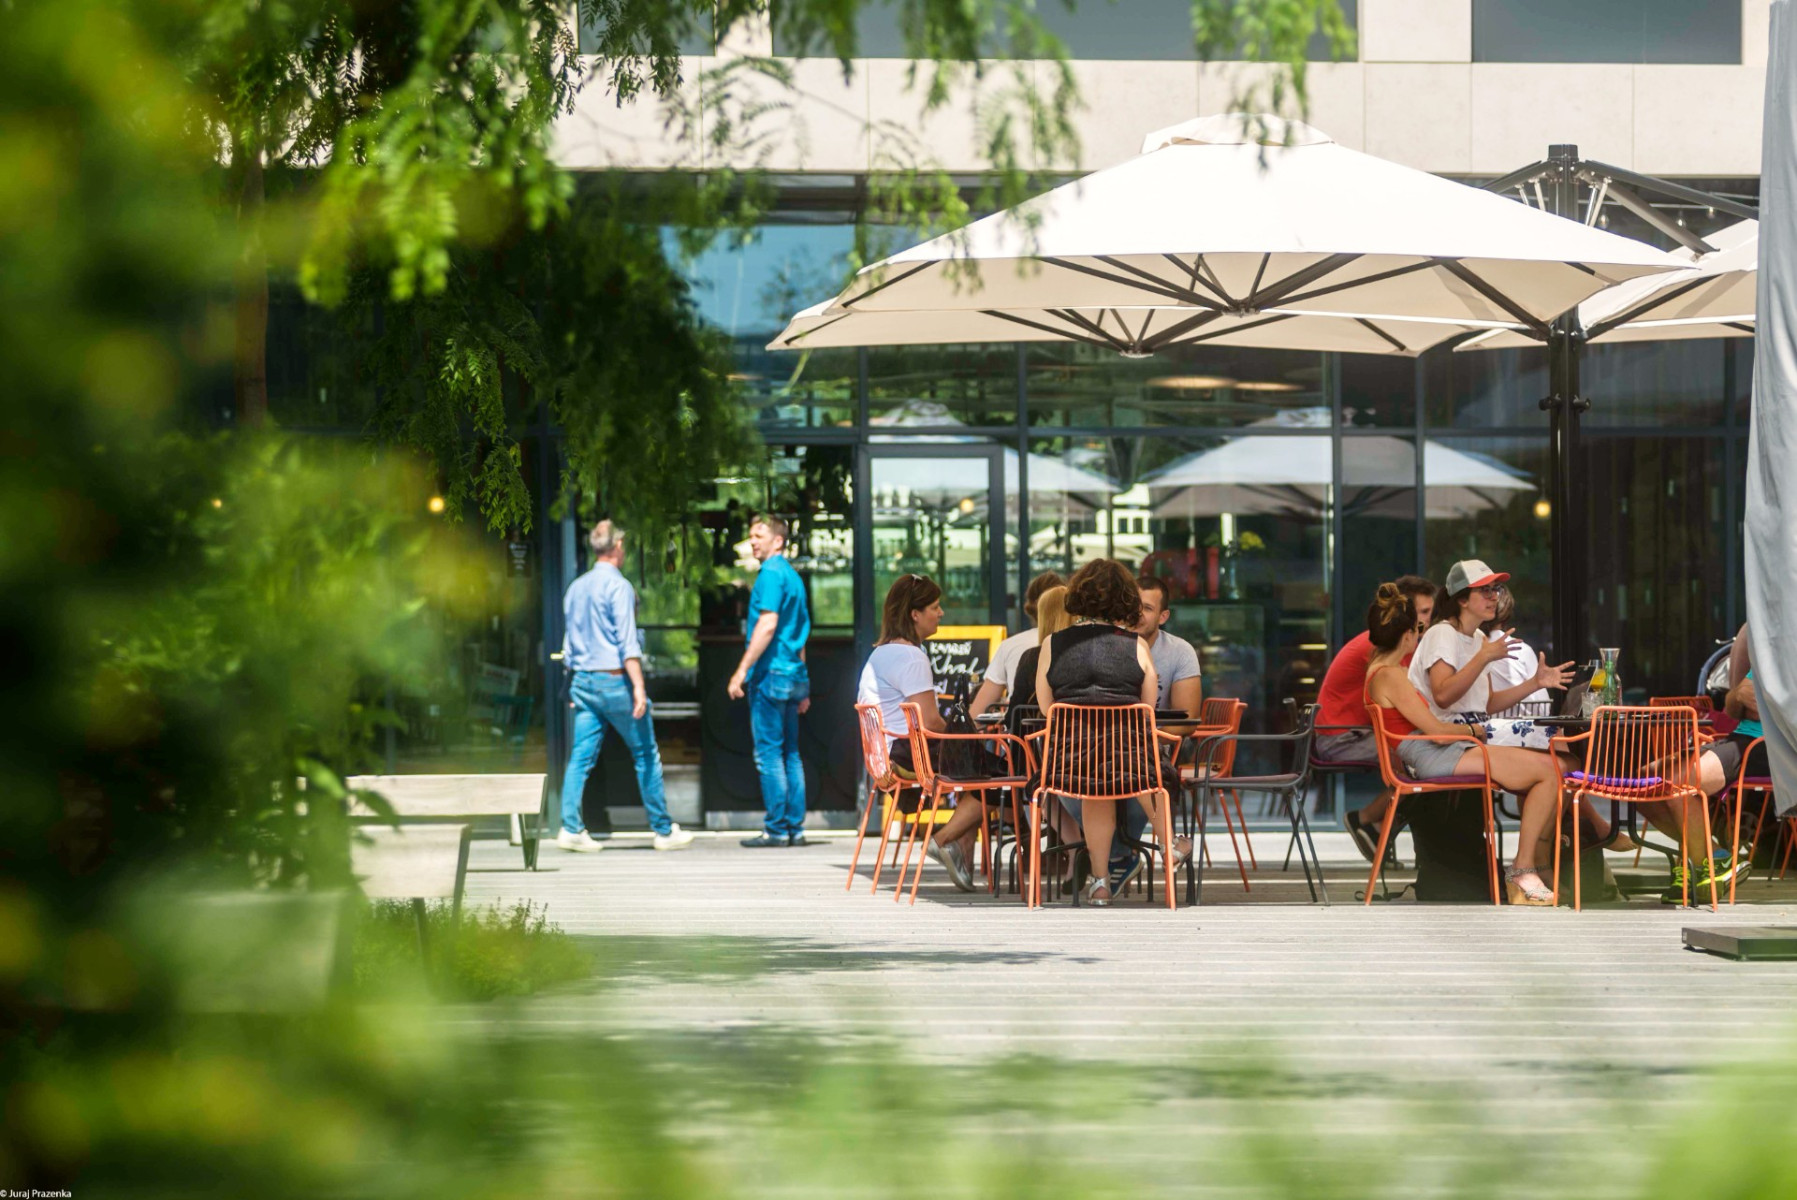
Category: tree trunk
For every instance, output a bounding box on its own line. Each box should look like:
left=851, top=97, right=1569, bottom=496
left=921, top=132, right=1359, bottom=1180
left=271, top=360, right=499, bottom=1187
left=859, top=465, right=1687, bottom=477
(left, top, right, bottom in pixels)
left=233, top=145, right=269, bottom=427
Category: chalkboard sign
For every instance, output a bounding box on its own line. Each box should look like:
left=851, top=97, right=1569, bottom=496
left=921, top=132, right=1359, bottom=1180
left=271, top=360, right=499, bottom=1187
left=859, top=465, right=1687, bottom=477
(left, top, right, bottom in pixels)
left=926, top=625, right=1008, bottom=692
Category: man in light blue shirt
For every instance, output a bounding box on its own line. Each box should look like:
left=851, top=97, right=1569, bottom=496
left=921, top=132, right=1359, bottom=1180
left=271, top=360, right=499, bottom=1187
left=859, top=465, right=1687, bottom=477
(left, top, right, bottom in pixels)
left=727, top=515, right=812, bottom=846
left=558, top=520, right=692, bottom=853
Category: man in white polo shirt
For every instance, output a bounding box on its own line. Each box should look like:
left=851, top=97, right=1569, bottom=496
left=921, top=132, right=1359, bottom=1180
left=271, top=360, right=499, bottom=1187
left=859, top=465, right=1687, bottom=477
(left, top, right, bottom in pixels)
left=968, top=570, right=1065, bottom=717
left=1135, top=573, right=1203, bottom=718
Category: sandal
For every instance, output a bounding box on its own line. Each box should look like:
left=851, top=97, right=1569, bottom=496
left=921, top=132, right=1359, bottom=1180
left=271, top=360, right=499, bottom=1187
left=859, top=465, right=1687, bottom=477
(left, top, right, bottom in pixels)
left=1082, top=876, right=1112, bottom=907
left=1504, top=866, right=1555, bottom=907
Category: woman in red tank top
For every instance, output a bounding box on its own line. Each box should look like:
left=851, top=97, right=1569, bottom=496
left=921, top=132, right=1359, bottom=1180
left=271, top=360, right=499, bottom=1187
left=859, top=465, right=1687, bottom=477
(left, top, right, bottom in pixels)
left=1362, top=584, right=1563, bottom=906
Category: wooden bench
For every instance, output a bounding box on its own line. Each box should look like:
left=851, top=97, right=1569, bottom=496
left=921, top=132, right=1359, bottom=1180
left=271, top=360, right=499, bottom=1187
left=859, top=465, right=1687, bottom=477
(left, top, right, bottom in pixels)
left=346, top=773, right=548, bottom=869
left=351, top=823, right=473, bottom=970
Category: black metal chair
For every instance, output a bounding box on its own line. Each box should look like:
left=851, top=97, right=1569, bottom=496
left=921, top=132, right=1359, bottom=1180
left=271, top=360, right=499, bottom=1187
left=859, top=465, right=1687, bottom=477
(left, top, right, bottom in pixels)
left=1283, top=697, right=1379, bottom=871
left=1185, top=707, right=1328, bottom=906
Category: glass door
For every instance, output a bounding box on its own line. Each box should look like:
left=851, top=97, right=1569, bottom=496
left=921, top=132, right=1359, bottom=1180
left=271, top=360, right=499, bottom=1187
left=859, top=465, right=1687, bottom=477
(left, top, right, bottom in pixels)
left=856, top=446, right=1005, bottom=644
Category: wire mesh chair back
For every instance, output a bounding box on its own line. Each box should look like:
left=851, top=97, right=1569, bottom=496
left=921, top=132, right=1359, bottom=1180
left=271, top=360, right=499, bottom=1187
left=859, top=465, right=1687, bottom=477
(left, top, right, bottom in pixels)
left=896, top=702, right=937, bottom=790
left=1038, top=703, right=1163, bottom=802
left=1192, top=697, right=1245, bottom=776
left=1571, top=705, right=1703, bottom=801
left=1649, top=695, right=1715, bottom=714
left=854, top=703, right=897, bottom=789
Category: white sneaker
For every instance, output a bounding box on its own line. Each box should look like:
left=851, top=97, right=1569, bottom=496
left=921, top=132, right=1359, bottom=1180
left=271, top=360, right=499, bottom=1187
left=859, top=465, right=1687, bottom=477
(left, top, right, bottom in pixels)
left=556, top=829, right=605, bottom=853
left=652, top=824, right=695, bottom=852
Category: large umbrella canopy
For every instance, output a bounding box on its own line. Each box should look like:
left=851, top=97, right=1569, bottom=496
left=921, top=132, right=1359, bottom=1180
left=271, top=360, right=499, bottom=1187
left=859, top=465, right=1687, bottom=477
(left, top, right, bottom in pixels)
left=772, top=298, right=1497, bottom=356
left=777, top=113, right=1679, bottom=359
left=1141, top=416, right=1533, bottom=520
left=1459, top=219, right=1758, bottom=351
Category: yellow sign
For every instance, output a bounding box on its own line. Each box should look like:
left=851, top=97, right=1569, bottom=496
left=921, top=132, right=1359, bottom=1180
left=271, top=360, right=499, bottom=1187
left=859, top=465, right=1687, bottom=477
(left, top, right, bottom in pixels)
left=926, top=624, right=1009, bottom=685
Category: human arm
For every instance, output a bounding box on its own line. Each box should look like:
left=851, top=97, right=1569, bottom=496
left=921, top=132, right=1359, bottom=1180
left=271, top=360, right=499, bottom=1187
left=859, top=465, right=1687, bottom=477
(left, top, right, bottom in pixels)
left=1729, top=623, right=1751, bottom=689
left=615, top=586, right=650, bottom=718
left=1035, top=638, right=1055, bottom=708
left=1425, top=631, right=1514, bottom=708
left=1487, top=657, right=1573, bottom=714
left=1167, top=675, right=1202, bottom=721
left=727, top=611, right=780, bottom=699
left=1726, top=675, right=1760, bottom=722
left=1137, top=640, right=1159, bottom=708
left=906, top=690, right=947, bottom=733
left=969, top=679, right=1006, bottom=718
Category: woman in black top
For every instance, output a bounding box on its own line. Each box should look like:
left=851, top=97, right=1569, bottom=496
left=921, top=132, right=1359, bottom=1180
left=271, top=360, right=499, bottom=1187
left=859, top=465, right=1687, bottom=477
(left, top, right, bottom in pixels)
left=1035, top=560, right=1185, bottom=904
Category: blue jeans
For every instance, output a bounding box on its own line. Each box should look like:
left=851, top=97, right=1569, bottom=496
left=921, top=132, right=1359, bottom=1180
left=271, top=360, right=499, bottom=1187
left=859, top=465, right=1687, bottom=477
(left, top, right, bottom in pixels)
left=562, top=672, right=671, bottom=836
left=749, top=670, right=808, bottom=839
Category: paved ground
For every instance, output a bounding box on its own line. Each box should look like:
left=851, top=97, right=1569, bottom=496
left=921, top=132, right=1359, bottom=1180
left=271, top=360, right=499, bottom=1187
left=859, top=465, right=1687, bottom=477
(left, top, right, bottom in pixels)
left=463, top=829, right=1797, bottom=1067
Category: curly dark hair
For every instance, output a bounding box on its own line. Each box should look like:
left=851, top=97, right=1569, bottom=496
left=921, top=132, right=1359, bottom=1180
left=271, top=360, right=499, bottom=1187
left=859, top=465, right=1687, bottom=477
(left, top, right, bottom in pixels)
left=1366, top=581, right=1419, bottom=652
left=1063, top=559, right=1142, bottom=627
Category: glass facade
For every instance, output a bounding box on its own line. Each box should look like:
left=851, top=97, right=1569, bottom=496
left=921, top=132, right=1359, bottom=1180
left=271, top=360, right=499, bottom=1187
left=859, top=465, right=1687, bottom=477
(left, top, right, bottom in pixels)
left=259, top=206, right=1754, bottom=820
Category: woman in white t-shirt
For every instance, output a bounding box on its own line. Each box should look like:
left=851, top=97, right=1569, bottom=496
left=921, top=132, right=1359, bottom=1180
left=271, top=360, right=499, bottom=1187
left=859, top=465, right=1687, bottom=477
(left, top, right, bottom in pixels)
left=1408, top=559, right=1571, bottom=721
left=1480, top=584, right=1550, bottom=711
left=855, top=574, right=981, bottom=890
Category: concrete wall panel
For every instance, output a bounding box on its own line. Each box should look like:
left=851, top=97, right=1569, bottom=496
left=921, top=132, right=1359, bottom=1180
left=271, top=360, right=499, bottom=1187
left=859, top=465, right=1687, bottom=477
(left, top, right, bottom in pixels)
left=1361, top=0, right=1471, bottom=63
left=1364, top=64, right=1470, bottom=172
left=1470, top=64, right=1635, bottom=173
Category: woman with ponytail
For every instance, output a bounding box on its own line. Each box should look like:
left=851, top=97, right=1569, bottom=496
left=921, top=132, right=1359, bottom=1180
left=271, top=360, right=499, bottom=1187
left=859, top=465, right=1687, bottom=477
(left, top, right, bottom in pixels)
left=1362, top=583, right=1564, bottom=906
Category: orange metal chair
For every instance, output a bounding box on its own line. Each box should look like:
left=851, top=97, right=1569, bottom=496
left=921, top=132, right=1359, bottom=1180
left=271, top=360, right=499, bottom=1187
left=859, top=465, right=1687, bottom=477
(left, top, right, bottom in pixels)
left=849, top=703, right=908, bottom=894
left=1650, top=695, right=1715, bottom=714
left=1727, top=735, right=1773, bottom=904
left=1553, top=705, right=1710, bottom=910
left=1178, top=698, right=1250, bottom=890
left=897, top=702, right=1033, bottom=905
left=1364, top=706, right=1500, bottom=907
left=1029, top=703, right=1180, bottom=910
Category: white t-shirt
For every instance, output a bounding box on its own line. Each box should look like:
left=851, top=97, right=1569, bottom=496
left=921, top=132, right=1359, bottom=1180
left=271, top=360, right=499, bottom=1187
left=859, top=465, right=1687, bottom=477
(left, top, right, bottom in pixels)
left=1485, top=630, right=1548, bottom=708
left=857, top=643, right=935, bottom=738
left=984, top=628, right=1038, bottom=689
left=1408, top=623, right=1489, bottom=719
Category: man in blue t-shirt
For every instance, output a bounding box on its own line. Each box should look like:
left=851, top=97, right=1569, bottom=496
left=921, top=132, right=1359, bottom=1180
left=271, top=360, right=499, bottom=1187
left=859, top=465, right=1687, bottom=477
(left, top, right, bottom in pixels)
left=727, top=515, right=813, bottom=846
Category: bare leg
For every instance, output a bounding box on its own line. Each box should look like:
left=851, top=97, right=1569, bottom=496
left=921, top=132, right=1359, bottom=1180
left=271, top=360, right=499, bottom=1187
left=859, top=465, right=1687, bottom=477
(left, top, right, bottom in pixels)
left=1478, top=746, right=1560, bottom=873
left=1081, top=799, right=1117, bottom=883
left=1359, top=788, right=1394, bottom=828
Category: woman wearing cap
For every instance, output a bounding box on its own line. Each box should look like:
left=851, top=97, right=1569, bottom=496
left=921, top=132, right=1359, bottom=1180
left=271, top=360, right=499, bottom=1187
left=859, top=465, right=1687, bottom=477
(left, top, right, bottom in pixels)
left=1364, top=584, right=1565, bottom=906
left=1410, top=560, right=1573, bottom=723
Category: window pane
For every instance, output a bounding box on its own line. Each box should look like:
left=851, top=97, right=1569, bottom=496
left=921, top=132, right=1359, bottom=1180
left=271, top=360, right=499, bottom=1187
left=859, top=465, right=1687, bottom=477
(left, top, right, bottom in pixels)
left=1583, top=340, right=1729, bottom=428
left=1424, top=436, right=1552, bottom=653
left=265, top=287, right=381, bottom=429
left=1473, top=0, right=1740, bottom=65
left=581, top=6, right=713, bottom=55
left=1584, top=436, right=1730, bottom=699
left=1341, top=434, right=1420, bottom=623
left=1026, top=432, right=1331, bottom=749
left=1026, top=343, right=1329, bottom=428
left=868, top=345, right=1018, bottom=428
left=1342, top=351, right=1416, bottom=427
left=1423, top=343, right=1547, bottom=429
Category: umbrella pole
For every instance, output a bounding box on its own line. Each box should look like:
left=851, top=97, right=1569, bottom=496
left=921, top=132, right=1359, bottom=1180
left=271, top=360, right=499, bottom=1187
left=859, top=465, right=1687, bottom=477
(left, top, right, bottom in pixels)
left=1543, top=143, right=1591, bottom=667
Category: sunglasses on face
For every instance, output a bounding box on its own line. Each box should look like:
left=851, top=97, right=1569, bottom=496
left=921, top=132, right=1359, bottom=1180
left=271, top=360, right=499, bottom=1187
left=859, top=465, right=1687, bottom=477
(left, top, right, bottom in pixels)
left=1473, top=584, right=1505, bottom=597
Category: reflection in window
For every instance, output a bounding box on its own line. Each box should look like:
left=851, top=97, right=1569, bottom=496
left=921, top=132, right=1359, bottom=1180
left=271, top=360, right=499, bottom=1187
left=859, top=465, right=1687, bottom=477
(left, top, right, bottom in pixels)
left=1422, top=343, right=1548, bottom=429
left=1424, top=436, right=1551, bottom=653
left=1026, top=343, right=1328, bottom=428
left=1025, top=431, right=1330, bottom=729
left=1584, top=436, right=1729, bottom=699
left=867, top=346, right=1018, bottom=428
left=1583, top=339, right=1730, bottom=429
left=1472, top=0, right=1740, bottom=64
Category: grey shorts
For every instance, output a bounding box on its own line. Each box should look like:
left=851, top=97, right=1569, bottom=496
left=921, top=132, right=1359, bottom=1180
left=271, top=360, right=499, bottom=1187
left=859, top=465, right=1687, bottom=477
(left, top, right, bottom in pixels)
left=1399, top=736, right=1473, bottom=781
left=1314, top=728, right=1377, bottom=764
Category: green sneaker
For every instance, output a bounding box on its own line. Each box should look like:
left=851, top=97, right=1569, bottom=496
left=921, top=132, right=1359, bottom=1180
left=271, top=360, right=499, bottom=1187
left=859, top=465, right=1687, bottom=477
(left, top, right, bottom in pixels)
left=1661, top=855, right=1749, bottom=906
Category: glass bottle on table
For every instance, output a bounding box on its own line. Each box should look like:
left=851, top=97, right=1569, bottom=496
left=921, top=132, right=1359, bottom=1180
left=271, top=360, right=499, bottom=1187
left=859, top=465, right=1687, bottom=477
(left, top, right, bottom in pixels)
left=1598, top=647, right=1621, bottom=707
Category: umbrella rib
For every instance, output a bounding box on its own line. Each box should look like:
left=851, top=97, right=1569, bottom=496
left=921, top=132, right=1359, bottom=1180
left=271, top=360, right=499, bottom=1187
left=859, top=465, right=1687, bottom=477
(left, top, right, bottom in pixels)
left=981, top=308, right=1120, bottom=351
left=1055, top=307, right=1125, bottom=342
left=1094, top=255, right=1223, bottom=308
left=1044, top=257, right=1207, bottom=307
left=1438, top=261, right=1552, bottom=337
left=1246, top=253, right=1362, bottom=309
left=775, top=310, right=855, bottom=346
left=1140, top=308, right=1232, bottom=351
left=1354, top=318, right=1411, bottom=353
left=1584, top=275, right=1715, bottom=340
left=1163, top=254, right=1234, bottom=308
left=1275, top=260, right=1436, bottom=306
left=1150, top=311, right=1295, bottom=352
left=1724, top=321, right=1755, bottom=333
left=1249, top=253, right=1272, bottom=298
left=1193, top=256, right=1239, bottom=308
left=839, top=261, right=934, bottom=308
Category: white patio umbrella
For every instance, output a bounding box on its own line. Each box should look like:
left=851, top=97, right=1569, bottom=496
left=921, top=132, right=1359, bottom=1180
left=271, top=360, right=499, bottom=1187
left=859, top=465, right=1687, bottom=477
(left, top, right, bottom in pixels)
left=773, top=113, right=1680, bottom=359
left=1141, top=416, right=1534, bottom=520
left=1458, top=219, right=1758, bottom=351
left=773, top=297, right=1506, bottom=357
